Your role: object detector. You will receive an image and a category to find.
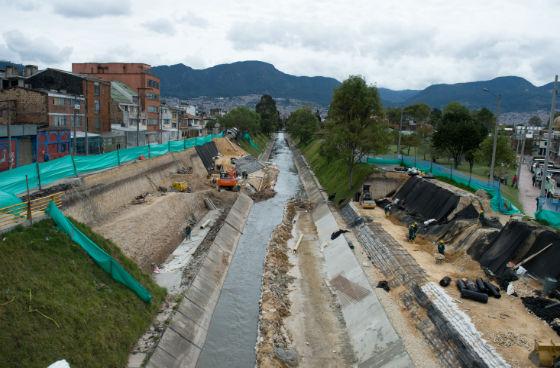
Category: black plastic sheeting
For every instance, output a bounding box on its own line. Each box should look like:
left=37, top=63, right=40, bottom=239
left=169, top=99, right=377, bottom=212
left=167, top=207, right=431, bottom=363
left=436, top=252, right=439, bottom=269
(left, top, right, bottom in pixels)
left=394, top=176, right=460, bottom=222
left=195, top=142, right=219, bottom=173
left=476, top=221, right=535, bottom=277
left=452, top=204, right=479, bottom=221
left=476, top=220, right=560, bottom=280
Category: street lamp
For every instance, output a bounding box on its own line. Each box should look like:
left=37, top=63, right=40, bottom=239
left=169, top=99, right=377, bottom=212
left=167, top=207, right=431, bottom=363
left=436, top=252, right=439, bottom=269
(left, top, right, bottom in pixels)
left=540, top=75, right=558, bottom=197
left=483, top=88, right=501, bottom=185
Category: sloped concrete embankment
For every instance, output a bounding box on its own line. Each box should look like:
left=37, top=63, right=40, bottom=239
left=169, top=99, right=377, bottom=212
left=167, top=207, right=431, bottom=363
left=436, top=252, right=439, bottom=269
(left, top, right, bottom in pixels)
left=290, top=144, right=413, bottom=368
left=341, top=202, right=510, bottom=368
left=63, top=148, right=209, bottom=225
left=146, top=193, right=253, bottom=368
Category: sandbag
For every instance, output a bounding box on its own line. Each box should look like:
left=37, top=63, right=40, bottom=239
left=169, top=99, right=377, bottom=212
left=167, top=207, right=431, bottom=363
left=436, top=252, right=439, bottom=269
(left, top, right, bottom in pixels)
left=461, top=289, right=489, bottom=303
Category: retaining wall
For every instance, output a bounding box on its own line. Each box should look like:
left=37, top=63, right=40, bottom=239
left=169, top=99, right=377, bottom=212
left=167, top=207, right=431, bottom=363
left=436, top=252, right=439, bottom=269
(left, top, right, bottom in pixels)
left=63, top=148, right=209, bottom=225
left=290, top=143, right=412, bottom=368
left=146, top=193, right=253, bottom=368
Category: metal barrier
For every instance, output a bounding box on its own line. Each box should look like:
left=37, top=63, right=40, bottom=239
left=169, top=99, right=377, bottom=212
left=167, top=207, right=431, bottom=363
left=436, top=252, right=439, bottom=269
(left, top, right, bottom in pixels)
left=0, top=192, right=63, bottom=232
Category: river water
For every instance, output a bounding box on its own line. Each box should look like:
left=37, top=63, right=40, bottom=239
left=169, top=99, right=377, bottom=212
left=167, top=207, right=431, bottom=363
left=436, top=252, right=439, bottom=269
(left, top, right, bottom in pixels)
left=197, top=133, right=301, bottom=368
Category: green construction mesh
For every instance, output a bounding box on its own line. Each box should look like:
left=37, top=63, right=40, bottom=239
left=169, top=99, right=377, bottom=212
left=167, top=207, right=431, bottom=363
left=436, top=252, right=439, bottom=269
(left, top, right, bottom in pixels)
left=366, top=155, right=521, bottom=215
left=0, top=133, right=223, bottom=196
left=46, top=201, right=152, bottom=303
left=535, top=209, right=560, bottom=228
left=243, top=132, right=259, bottom=150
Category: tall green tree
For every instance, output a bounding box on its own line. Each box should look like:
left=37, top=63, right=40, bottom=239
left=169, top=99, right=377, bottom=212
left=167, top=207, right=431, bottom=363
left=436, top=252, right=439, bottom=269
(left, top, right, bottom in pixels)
left=404, top=103, right=431, bottom=123
left=286, top=108, right=319, bottom=145
left=432, top=102, right=487, bottom=168
left=218, top=107, right=261, bottom=135
left=473, top=107, right=496, bottom=132
left=322, top=76, right=390, bottom=189
left=255, top=95, right=280, bottom=135
left=430, top=108, right=442, bottom=126
left=475, top=131, right=516, bottom=178
left=529, top=115, right=542, bottom=126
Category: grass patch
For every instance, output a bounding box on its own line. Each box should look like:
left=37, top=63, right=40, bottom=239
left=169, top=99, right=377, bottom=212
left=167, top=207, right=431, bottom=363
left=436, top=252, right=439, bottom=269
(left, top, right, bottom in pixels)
left=300, top=139, right=376, bottom=204
left=433, top=175, right=477, bottom=193
left=0, top=219, right=165, bottom=368
left=238, top=133, right=270, bottom=157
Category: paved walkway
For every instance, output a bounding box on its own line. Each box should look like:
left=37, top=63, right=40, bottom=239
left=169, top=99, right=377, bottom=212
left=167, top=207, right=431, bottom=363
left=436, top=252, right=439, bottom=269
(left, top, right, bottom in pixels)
left=518, top=157, right=540, bottom=216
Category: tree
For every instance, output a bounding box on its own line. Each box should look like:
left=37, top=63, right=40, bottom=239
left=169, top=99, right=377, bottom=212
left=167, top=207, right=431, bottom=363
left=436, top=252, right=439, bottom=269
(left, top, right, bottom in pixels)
left=385, top=107, right=402, bottom=124
left=475, top=131, right=516, bottom=178
left=322, top=76, right=390, bottom=189
left=286, top=108, right=319, bottom=145
left=529, top=115, right=542, bottom=127
left=255, top=95, right=279, bottom=135
left=473, top=107, right=496, bottom=132
left=404, top=103, right=431, bottom=124
left=401, top=133, right=421, bottom=156
left=430, top=108, right=442, bottom=126
left=218, top=107, right=261, bottom=135
left=432, top=102, right=487, bottom=168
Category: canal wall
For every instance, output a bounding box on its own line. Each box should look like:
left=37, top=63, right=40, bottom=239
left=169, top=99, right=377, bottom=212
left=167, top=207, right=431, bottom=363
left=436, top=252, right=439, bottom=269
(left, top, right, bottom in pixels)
left=290, top=142, right=413, bottom=368
left=146, top=193, right=253, bottom=368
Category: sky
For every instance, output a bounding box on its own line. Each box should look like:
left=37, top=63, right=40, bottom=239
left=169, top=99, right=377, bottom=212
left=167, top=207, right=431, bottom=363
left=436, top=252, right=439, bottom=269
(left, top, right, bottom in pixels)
left=0, top=0, right=558, bottom=90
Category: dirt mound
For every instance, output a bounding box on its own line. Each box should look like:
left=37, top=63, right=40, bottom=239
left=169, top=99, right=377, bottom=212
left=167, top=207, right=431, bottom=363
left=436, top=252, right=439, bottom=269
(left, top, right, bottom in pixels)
left=214, top=137, right=247, bottom=157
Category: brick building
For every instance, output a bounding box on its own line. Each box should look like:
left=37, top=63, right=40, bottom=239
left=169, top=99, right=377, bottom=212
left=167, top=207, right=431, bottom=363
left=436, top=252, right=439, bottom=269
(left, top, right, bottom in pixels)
left=26, top=68, right=111, bottom=133
left=72, top=63, right=161, bottom=131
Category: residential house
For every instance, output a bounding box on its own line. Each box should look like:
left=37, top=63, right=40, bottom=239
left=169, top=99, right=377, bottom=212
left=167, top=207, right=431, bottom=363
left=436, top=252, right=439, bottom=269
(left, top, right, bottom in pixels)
left=72, top=63, right=161, bottom=131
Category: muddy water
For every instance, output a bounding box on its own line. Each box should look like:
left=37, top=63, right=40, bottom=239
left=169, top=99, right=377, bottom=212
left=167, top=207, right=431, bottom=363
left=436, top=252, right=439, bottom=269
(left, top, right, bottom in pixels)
left=197, top=133, right=301, bottom=368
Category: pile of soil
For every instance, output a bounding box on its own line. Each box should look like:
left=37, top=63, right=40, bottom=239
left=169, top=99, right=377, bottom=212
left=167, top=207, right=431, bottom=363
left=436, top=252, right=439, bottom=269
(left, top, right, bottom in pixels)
left=214, top=137, right=247, bottom=157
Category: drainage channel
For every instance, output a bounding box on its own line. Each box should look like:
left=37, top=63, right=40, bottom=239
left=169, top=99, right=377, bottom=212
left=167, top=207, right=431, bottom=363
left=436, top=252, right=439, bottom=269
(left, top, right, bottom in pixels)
left=196, top=132, right=301, bottom=368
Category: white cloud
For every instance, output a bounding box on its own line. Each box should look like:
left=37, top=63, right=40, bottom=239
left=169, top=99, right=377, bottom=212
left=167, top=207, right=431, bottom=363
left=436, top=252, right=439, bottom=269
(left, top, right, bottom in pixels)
left=51, top=0, right=131, bottom=18
left=143, top=18, right=176, bottom=36
left=2, top=30, right=72, bottom=64
left=0, top=0, right=558, bottom=90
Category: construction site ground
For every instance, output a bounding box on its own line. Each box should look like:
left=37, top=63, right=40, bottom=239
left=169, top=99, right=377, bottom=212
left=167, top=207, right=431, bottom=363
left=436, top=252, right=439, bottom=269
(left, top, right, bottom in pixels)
left=348, top=204, right=559, bottom=368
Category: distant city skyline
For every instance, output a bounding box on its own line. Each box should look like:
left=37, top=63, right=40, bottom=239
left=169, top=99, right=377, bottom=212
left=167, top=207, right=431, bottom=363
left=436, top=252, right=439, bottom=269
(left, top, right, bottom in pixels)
left=0, top=0, right=558, bottom=90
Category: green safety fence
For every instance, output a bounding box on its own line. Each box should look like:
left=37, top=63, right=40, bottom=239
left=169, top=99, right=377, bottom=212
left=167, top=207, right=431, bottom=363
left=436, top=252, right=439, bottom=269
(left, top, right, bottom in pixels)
left=366, top=155, right=521, bottom=216
left=535, top=209, right=560, bottom=228
left=0, top=133, right=223, bottom=197
left=243, top=132, right=259, bottom=150
left=46, top=201, right=152, bottom=303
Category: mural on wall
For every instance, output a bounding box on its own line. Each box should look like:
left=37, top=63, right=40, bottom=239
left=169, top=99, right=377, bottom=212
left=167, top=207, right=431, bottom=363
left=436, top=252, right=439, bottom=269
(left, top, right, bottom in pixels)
left=0, top=140, right=15, bottom=171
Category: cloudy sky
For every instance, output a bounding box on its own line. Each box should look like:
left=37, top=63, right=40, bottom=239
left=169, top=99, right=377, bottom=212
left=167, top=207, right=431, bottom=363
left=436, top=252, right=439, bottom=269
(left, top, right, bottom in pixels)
left=0, top=0, right=558, bottom=90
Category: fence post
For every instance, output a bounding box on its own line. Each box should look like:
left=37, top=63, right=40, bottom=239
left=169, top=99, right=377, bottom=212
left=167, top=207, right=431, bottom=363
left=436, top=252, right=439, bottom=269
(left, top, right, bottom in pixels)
left=71, top=154, right=79, bottom=177
left=183, top=138, right=186, bottom=150
left=25, top=175, right=32, bottom=222
left=117, top=148, right=121, bottom=166
left=35, top=160, right=42, bottom=191
left=168, top=139, right=171, bottom=152
left=148, top=144, right=151, bottom=159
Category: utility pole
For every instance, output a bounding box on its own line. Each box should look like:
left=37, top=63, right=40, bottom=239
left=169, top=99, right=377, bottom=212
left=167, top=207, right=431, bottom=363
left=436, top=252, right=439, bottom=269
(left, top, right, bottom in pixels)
left=72, top=95, right=77, bottom=155
left=136, top=87, right=149, bottom=146
left=515, top=124, right=527, bottom=188
left=84, top=81, right=89, bottom=155
left=484, top=88, right=501, bottom=184
left=541, top=75, right=558, bottom=197
left=396, top=107, right=404, bottom=157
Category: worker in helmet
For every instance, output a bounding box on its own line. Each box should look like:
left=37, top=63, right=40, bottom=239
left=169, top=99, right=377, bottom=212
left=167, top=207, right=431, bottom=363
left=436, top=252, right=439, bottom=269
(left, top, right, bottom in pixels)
left=437, top=240, right=446, bottom=255
left=408, top=222, right=418, bottom=242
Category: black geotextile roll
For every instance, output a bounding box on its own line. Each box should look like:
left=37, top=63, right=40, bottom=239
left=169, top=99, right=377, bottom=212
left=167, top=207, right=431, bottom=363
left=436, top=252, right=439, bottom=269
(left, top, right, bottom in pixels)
left=483, top=280, right=501, bottom=298
left=195, top=142, right=219, bottom=173
left=465, top=280, right=478, bottom=291
left=456, top=279, right=466, bottom=292
left=522, top=297, right=560, bottom=336
left=393, top=176, right=460, bottom=222
left=475, top=278, right=487, bottom=294
left=460, top=289, right=489, bottom=303
left=478, top=221, right=535, bottom=278
left=439, top=276, right=451, bottom=287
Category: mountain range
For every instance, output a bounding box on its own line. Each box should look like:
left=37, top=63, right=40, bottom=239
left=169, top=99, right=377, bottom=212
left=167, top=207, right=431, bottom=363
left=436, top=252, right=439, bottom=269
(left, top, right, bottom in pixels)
left=150, top=61, right=554, bottom=113
left=1, top=60, right=555, bottom=112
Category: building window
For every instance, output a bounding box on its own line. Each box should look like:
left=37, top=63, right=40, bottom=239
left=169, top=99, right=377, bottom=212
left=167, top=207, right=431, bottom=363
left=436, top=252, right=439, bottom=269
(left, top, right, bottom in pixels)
left=94, top=100, right=100, bottom=113
left=146, top=93, right=159, bottom=100
left=147, top=106, right=158, bottom=113
left=53, top=97, right=65, bottom=106
left=147, top=118, right=158, bottom=125
left=54, top=115, right=67, bottom=127
left=147, top=79, right=159, bottom=89
left=94, top=82, right=100, bottom=96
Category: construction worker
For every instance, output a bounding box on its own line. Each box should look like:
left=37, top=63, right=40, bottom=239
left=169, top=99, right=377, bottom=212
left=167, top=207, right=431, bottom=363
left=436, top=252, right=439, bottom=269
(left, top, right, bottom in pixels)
left=384, top=204, right=392, bottom=216
left=184, top=225, right=192, bottom=240
left=408, top=222, right=418, bottom=242
left=437, top=240, right=446, bottom=255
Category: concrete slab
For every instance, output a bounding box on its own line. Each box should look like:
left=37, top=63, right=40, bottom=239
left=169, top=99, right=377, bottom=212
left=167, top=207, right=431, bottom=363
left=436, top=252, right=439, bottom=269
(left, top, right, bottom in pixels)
left=156, top=327, right=201, bottom=366
left=177, top=298, right=210, bottom=329
left=168, top=313, right=207, bottom=348
left=146, top=346, right=179, bottom=368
